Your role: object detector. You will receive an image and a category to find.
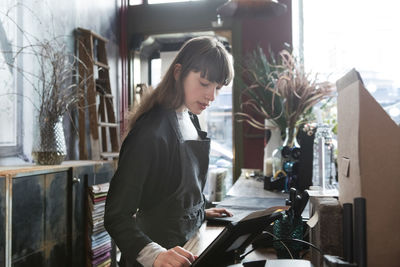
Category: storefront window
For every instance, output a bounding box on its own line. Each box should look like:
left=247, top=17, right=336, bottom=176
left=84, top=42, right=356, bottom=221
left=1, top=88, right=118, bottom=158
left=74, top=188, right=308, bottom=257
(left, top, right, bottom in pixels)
left=293, top=0, right=400, bottom=123
left=148, top=0, right=202, bottom=4
left=0, top=0, right=19, bottom=156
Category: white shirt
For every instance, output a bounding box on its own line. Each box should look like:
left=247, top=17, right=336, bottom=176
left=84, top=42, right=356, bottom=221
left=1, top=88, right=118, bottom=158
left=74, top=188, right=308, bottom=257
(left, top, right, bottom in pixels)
left=136, top=242, right=166, bottom=267
left=176, top=109, right=200, bottom=140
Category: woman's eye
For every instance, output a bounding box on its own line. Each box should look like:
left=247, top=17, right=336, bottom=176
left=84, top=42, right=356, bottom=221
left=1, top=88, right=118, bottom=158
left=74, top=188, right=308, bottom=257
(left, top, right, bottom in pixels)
left=200, top=82, right=209, bottom=87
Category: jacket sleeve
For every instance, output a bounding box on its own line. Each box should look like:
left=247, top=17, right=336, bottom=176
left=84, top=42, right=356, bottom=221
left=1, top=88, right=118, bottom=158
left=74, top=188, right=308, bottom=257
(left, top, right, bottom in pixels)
left=104, top=130, right=167, bottom=264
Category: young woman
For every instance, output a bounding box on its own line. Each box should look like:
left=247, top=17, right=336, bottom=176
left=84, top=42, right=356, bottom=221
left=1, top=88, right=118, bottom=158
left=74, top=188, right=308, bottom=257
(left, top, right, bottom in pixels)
left=104, top=36, right=234, bottom=267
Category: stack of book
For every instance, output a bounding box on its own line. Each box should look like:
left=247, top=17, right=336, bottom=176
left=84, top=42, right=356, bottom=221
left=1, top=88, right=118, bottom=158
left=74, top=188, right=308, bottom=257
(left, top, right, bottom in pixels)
left=87, top=183, right=112, bottom=267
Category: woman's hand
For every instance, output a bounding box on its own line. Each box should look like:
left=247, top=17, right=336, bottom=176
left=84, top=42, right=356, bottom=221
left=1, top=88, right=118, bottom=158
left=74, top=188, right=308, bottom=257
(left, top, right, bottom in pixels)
left=205, top=207, right=233, bottom=218
left=153, top=246, right=196, bottom=267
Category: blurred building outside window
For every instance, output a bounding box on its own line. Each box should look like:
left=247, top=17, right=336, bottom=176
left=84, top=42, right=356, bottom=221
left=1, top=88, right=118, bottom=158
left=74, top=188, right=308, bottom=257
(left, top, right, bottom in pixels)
left=293, top=0, right=400, bottom=189
left=293, top=0, right=400, bottom=125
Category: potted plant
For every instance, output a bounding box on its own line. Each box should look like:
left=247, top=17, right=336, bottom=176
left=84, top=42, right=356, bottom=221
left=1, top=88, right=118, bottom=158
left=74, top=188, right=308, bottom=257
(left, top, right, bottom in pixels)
left=237, top=47, right=334, bottom=147
left=29, top=37, right=85, bottom=165
left=4, top=37, right=86, bottom=164
left=236, top=47, right=334, bottom=178
left=1, top=6, right=89, bottom=165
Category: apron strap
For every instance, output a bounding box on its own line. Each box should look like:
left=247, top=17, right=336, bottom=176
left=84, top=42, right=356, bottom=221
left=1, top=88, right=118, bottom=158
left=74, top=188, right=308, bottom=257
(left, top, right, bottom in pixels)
left=189, top=112, right=209, bottom=140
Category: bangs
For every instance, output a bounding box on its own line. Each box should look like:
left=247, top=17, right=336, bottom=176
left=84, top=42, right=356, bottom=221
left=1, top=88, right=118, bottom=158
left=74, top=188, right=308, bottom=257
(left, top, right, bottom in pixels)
left=190, top=47, right=233, bottom=86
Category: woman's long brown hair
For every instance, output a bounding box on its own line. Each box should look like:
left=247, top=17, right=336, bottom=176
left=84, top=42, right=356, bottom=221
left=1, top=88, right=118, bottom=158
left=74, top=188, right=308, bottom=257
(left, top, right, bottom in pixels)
left=125, top=36, right=233, bottom=136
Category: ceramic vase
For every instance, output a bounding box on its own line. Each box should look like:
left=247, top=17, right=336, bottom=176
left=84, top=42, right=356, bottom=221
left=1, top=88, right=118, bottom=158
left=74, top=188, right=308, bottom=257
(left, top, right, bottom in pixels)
left=263, top=119, right=283, bottom=176
left=32, top=116, right=66, bottom=165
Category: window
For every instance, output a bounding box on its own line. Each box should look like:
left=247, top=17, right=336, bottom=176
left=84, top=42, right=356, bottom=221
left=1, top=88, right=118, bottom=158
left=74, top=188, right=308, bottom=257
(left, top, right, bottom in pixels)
left=129, top=0, right=143, bottom=5
left=293, top=0, right=400, bottom=124
left=204, top=80, right=233, bottom=171
left=150, top=58, right=161, bottom=87
left=129, top=0, right=203, bottom=6
left=148, top=0, right=203, bottom=4
left=201, top=54, right=234, bottom=198
left=0, top=0, right=20, bottom=157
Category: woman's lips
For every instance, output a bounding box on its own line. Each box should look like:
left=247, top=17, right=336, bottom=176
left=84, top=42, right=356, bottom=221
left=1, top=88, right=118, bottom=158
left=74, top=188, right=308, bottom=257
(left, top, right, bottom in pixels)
left=198, top=102, right=208, bottom=110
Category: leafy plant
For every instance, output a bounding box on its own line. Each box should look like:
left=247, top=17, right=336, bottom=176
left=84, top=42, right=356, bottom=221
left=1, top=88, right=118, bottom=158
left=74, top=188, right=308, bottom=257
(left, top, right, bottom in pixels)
left=236, top=47, right=334, bottom=146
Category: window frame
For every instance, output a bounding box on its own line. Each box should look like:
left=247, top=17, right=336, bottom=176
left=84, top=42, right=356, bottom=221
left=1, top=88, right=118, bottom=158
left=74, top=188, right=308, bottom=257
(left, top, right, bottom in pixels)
left=0, top=0, right=22, bottom=158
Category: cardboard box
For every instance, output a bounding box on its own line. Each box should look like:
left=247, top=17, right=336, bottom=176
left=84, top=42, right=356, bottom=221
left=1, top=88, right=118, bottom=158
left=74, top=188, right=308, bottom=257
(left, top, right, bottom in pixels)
left=336, top=69, right=400, bottom=266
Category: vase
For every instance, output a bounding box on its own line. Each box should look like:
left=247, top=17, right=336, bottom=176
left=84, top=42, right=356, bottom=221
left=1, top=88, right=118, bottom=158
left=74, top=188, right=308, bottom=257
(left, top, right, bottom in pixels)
left=271, top=127, right=300, bottom=174
left=270, top=127, right=301, bottom=192
left=284, top=125, right=299, bottom=148
left=263, top=119, right=283, bottom=176
left=32, top=117, right=66, bottom=165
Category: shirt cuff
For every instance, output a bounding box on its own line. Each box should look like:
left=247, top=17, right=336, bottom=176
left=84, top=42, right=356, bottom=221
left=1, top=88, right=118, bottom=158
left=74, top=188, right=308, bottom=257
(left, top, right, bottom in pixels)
left=136, top=242, right=167, bottom=267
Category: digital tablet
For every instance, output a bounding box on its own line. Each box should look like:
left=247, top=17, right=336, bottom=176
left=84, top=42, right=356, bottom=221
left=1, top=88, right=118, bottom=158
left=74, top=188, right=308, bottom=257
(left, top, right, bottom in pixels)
left=192, top=207, right=283, bottom=267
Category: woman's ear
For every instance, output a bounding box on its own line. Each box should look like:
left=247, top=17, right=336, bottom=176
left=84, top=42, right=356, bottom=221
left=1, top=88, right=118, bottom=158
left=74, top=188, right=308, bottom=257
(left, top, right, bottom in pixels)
left=173, top=64, right=182, bottom=81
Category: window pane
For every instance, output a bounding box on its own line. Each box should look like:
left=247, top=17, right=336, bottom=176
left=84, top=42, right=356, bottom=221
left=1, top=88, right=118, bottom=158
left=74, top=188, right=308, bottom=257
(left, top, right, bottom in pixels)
left=0, top=0, right=17, bottom=147
left=150, top=58, right=161, bottom=87
left=297, top=0, right=400, bottom=123
left=129, top=0, right=143, bottom=5
left=148, top=0, right=202, bottom=4
left=202, top=81, right=233, bottom=201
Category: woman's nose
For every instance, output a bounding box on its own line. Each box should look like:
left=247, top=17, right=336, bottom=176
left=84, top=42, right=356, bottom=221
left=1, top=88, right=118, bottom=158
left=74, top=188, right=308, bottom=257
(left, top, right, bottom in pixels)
left=206, top=87, right=216, bottom=102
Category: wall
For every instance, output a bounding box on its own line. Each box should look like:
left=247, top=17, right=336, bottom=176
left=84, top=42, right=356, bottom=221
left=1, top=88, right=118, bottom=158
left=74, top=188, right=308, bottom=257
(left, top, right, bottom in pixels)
left=240, top=0, right=292, bottom=170
left=0, top=0, right=121, bottom=163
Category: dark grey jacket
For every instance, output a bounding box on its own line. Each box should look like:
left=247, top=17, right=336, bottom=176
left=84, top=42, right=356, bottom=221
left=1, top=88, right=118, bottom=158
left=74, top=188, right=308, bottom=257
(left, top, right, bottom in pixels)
left=104, top=105, right=205, bottom=265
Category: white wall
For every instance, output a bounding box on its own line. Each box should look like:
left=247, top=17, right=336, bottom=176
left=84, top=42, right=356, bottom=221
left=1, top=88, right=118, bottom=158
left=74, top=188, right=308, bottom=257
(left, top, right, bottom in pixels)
left=0, top=0, right=121, bottom=164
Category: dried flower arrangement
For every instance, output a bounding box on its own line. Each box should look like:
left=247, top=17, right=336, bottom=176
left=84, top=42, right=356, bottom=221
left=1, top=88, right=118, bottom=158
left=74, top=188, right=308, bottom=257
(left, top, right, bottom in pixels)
left=31, top=37, right=88, bottom=164
left=1, top=5, right=88, bottom=164
left=22, top=38, right=81, bottom=124
left=236, top=47, right=334, bottom=147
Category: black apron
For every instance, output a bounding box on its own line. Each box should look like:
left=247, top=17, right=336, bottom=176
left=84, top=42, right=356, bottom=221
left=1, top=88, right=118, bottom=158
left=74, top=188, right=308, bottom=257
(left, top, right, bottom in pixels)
left=122, top=112, right=210, bottom=267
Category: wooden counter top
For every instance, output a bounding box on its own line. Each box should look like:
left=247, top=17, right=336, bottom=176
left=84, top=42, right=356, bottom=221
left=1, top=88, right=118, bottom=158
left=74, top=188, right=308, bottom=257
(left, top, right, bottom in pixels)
left=0, top=160, right=114, bottom=177
left=184, top=169, right=284, bottom=261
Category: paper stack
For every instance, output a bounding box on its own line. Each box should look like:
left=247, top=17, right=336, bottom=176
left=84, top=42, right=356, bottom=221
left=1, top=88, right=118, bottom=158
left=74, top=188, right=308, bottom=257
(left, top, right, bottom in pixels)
left=87, top=183, right=112, bottom=267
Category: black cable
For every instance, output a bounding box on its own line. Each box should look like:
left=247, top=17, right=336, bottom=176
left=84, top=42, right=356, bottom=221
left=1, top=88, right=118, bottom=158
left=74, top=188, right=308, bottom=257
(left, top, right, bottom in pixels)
left=278, top=238, right=323, bottom=255
left=302, top=228, right=310, bottom=240
left=256, top=230, right=294, bottom=259
left=241, top=237, right=324, bottom=260
left=300, top=249, right=310, bottom=259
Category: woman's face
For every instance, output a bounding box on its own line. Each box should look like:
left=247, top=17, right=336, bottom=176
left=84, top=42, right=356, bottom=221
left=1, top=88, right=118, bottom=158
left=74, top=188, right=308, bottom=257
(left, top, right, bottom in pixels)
left=180, top=71, right=221, bottom=115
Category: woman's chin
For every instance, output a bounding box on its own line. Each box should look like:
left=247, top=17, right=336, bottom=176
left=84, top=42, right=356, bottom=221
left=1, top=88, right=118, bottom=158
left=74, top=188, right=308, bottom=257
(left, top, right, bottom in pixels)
left=186, top=107, right=202, bottom=115
left=191, top=110, right=202, bottom=115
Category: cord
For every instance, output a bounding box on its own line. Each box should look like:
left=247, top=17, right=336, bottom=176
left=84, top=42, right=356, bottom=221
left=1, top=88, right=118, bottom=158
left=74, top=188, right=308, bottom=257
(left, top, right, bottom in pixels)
left=271, top=238, right=323, bottom=255
left=241, top=231, right=324, bottom=260
left=246, top=231, right=294, bottom=259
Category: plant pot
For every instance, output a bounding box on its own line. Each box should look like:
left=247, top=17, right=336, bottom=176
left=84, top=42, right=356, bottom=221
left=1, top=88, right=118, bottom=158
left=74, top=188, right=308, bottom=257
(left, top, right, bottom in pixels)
left=263, top=119, right=283, bottom=176
left=271, top=127, right=300, bottom=176
left=32, top=117, right=66, bottom=165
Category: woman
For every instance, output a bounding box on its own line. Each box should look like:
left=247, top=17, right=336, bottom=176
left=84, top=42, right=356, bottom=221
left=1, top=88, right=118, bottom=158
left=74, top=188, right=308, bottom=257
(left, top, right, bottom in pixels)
left=104, top=36, right=234, bottom=267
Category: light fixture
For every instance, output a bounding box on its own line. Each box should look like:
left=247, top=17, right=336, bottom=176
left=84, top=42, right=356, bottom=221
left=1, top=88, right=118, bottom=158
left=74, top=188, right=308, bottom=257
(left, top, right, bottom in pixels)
left=217, top=0, right=287, bottom=18
left=211, top=14, right=224, bottom=28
